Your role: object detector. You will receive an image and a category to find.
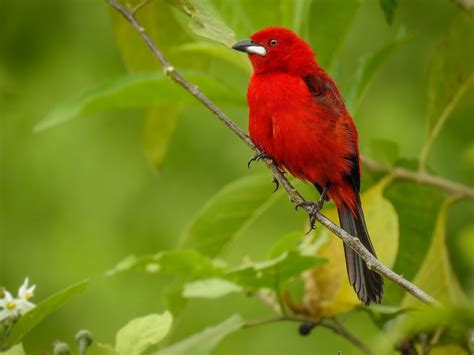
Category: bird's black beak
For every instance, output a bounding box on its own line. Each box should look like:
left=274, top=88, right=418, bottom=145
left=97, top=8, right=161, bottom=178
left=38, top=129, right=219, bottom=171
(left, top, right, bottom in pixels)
left=232, top=39, right=267, bottom=56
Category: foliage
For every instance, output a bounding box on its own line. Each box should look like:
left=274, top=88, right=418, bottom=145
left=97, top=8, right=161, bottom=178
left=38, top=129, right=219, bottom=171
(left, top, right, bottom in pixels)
left=108, top=312, right=173, bottom=355
left=181, top=174, right=282, bottom=257
left=155, top=315, right=244, bottom=355
left=378, top=0, right=399, bottom=25
left=1, top=0, right=472, bottom=353
left=419, top=10, right=474, bottom=168
left=1, top=281, right=87, bottom=349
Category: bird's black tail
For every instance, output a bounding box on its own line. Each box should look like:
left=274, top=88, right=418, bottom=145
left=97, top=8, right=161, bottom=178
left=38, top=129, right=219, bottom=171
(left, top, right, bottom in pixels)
left=337, top=197, right=383, bottom=305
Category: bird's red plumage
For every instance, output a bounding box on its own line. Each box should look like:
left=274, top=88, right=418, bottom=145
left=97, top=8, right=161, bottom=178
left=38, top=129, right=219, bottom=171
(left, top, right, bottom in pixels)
left=237, top=27, right=384, bottom=305
left=247, top=28, right=359, bottom=212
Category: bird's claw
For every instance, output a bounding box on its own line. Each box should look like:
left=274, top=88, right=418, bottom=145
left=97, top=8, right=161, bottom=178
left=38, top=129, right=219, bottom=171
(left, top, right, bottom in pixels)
left=272, top=176, right=279, bottom=192
left=295, top=199, right=325, bottom=233
left=248, top=151, right=271, bottom=169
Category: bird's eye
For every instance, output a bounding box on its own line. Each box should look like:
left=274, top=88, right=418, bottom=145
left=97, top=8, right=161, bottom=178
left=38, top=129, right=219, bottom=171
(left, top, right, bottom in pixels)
left=269, top=39, right=278, bottom=46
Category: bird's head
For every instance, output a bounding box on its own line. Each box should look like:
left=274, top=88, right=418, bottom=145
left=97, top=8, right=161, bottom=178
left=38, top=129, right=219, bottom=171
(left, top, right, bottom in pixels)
left=232, top=27, right=318, bottom=75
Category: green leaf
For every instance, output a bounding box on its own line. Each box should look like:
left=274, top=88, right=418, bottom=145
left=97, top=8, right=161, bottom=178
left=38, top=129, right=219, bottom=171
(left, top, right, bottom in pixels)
left=98, top=343, right=119, bottom=355
left=226, top=251, right=325, bottom=290
left=420, top=12, right=474, bottom=167
left=378, top=0, right=398, bottom=25
left=166, top=0, right=236, bottom=47
left=458, top=224, right=474, bottom=272
left=36, top=72, right=242, bottom=131
left=268, top=230, right=328, bottom=260
left=7, top=280, right=88, bottom=347
left=3, top=344, right=25, bottom=355
left=164, top=283, right=188, bottom=316
left=375, top=304, right=474, bottom=354
left=143, top=105, right=182, bottom=169
left=116, top=312, right=173, bottom=355
left=183, top=278, right=242, bottom=299
left=345, top=27, right=408, bottom=112
left=402, top=198, right=467, bottom=307
left=426, top=12, right=474, bottom=133
left=308, top=0, right=361, bottom=70
left=368, top=138, right=400, bottom=166
left=172, top=42, right=251, bottom=73
left=155, top=315, right=244, bottom=355
left=226, top=0, right=279, bottom=32
left=268, top=231, right=303, bottom=259
left=181, top=174, right=281, bottom=257
left=279, top=0, right=313, bottom=39
left=360, top=304, right=408, bottom=329
left=384, top=181, right=445, bottom=304
left=106, top=250, right=224, bottom=278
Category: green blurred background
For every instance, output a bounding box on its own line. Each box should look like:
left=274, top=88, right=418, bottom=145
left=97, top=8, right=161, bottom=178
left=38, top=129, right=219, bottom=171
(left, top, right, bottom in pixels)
left=1, top=0, right=472, bottom=353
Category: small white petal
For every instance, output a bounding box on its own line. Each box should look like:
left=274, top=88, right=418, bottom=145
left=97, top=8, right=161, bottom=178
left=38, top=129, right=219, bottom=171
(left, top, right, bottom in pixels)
left=18, top=300, right=35, bottom=315
left=3, top=291, right=14, bottom=302
left=18, top=278, right=29, bottom=297
left=246, top=46, right=267, bottom=56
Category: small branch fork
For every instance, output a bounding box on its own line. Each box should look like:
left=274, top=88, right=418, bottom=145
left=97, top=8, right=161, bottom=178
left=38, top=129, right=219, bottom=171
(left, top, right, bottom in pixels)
left=107, top=0, right=440, bottom=305
left=362, top=156, right=474, bottom=200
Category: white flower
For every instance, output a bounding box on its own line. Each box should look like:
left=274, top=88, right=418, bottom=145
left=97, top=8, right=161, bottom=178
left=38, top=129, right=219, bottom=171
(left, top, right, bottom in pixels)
left=0, top=291, right=21, bottom=321
left=0, top=278, right=36, bottom=322
left=18, top=277, right=36, bottom=302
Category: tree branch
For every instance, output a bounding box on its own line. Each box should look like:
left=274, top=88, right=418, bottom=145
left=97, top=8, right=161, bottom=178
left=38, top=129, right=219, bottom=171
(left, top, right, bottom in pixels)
left=362, top=156, right=474, bottom=200
left=244, top=315, right=372, bottom=354
left=106, top=0, right=439, bottom=306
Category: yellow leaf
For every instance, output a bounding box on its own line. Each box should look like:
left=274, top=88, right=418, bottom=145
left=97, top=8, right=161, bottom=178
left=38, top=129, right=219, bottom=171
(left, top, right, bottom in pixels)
left=302, top=177, right=399, bottom=318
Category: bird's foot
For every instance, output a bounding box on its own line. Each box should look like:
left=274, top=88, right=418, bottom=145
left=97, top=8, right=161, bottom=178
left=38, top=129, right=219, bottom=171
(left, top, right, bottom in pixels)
left=295, top=198, right=325, bottom=233
left=248, top=150, right=271, bottom=169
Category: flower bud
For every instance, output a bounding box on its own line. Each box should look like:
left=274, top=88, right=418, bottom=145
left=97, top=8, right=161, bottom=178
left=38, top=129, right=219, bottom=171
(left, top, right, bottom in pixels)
left=53, top=341, right=70, bottom=355
left=76, top=329, right=93, bottom=354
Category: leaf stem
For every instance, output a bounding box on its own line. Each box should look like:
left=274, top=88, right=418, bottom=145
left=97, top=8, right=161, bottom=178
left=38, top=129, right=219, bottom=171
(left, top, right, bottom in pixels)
left=107, top=0, right=438, bottom=306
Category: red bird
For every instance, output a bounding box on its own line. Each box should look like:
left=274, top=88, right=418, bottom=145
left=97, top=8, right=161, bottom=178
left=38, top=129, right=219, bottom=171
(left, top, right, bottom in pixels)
left=233, top=27, right=383, bottom=305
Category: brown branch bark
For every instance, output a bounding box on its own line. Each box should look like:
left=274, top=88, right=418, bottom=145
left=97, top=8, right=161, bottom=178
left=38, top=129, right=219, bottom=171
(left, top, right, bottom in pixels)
left=106, top=0, right=439, bottom=306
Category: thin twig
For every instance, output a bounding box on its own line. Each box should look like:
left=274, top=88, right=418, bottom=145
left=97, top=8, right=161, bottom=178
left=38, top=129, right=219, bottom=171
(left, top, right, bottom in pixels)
left=107, top=0, right=438, bottom=306
left=362, top=156, right=474, bottom=200
left=244, top=316, right=286, bottom=328
left=244, top=315, right=371, bottom=354
left=326, top=318, right=372, bottom=355
left=128, top=0, right=153, bottom=16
